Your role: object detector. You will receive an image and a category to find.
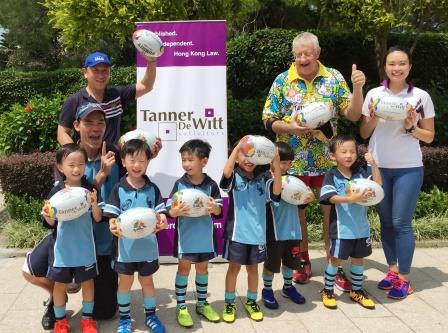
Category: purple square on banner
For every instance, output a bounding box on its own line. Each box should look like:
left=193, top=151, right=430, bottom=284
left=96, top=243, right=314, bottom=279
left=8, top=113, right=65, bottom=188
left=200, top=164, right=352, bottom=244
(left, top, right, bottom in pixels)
left=166, top=129, right=170, bottom=134
left=205, top=108, right=214, bottom=117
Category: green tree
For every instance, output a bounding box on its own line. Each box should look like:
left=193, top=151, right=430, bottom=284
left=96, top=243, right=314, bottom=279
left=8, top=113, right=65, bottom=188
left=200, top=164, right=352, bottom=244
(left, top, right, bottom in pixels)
left=42, top=0, right=259, bottom=60
left=0, top=0, right=63, bottom=69
left=319, top=0, right=448, bottom=79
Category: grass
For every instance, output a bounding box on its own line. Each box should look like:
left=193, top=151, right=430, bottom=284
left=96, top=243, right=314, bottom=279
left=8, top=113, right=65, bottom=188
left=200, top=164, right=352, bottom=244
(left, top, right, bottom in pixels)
left=3, top=218, right=49, bottom=248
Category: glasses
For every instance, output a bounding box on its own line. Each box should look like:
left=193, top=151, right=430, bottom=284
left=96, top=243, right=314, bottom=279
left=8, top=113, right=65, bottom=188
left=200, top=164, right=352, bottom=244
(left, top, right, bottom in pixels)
left=292, top=51, right=315, bottom=60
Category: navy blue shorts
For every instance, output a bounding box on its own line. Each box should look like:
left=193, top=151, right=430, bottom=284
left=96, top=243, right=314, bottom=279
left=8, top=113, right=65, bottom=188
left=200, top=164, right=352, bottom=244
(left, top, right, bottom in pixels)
left=113, top=260, right=159, bottom=276
left=330, top=238, right=372, bottom=260
left=264, top=240, right=301, bottom=273
left=22, top=233, right=55, bottom=277
left=222, top=240, right=266, bottom=265
left=47, top=263, right=98, bottom=283
left=178, top=252, right=216, bottom=263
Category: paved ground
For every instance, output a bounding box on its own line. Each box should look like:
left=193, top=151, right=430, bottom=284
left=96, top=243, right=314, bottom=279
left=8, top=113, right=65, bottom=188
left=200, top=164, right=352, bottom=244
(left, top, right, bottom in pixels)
left=0, top=248, right=447, bottom=333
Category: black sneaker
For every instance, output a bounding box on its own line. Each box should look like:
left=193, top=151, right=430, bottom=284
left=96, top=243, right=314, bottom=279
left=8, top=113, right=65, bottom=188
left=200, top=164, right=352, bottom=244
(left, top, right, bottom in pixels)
left=41, top=297, right=55, bottom=330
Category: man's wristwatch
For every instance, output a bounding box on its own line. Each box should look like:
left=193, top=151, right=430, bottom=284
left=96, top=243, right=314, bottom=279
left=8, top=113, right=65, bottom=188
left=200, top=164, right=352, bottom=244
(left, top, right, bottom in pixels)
left=405, top=125, right=416, bottom=134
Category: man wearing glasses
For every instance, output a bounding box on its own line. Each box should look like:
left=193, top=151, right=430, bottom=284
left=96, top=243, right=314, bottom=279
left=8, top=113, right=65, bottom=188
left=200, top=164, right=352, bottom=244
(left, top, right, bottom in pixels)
left=262, top=32, right=365, bottom=291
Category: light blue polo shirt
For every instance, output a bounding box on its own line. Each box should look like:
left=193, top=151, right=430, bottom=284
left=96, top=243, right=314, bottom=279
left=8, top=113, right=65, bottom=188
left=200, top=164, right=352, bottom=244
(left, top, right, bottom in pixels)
left=104, top=175, right=166, bottom=263
left=320, top=167, right=371, bottom=239
left=166, top=173, right=222, bottom=255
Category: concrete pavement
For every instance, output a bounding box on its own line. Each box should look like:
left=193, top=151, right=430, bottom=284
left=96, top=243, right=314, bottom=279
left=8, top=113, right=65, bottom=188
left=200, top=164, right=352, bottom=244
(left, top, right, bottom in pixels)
left=0, top=248, right=447, bottom=333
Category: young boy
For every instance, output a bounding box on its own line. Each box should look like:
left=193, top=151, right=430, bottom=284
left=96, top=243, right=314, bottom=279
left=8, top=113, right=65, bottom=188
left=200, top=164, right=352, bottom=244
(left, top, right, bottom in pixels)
left=220, top=138, right=282, bottom=323
left=166, top=139, right=222, bottom=328
left=42, top=144, right=102, bottom=333
left=319, top=134, right=382, bottom=309
left=262, top=142, right=314, bottom=309
left=104, top=139, right=168, bottom=333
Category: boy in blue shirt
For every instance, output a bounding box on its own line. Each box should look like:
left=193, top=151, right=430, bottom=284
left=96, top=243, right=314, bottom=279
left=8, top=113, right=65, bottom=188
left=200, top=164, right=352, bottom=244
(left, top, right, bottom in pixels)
left=42, top=143, right=102, bottom=333
left=104, top=139, right=168, bottom=333
left=319, top=134, right=382, bottom=309
left=262, top=142, right=314, bottom=309
left=220, top=138, right=282, bottom=323
left=166, top=139, right=222, bottom=328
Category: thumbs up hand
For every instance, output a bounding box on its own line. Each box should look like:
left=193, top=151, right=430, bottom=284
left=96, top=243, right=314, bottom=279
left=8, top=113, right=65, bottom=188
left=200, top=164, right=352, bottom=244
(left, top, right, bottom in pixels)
left=351, top=64, right=366, bottom=89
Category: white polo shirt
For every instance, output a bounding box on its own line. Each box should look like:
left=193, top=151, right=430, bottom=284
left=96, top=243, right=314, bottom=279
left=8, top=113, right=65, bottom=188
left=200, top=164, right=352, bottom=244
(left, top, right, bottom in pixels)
left=362, top=82, right=435, bottom=168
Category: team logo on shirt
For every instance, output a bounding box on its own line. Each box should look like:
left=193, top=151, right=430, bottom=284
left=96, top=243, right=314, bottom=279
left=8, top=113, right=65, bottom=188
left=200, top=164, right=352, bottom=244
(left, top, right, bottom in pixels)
left=121, top=199, right=132, bottom=211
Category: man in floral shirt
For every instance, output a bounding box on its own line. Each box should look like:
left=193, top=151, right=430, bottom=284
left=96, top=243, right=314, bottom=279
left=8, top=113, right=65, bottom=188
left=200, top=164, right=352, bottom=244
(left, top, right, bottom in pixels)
left=262, top=32, right=365, bottom=286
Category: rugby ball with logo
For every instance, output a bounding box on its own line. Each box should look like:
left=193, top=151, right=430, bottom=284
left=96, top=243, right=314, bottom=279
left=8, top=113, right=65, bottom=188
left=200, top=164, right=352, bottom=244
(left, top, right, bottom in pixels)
left=118, top=129, right=157, bottom=151
left=371, top=96, right=409, bottom=120
left=45, top=187, right=91, bottom=221
left=281, top=175, right=309, bottom=205
left=117, top=207, right=158, bottom=239
left=347, top=178, right=384, bottom=206
left=239, top=135, right=276, bottom=165
left=132, top=29, right=164, bottom=58
left=291, top=102, right=332, bottom=129
left=171, top=188, right=209, bottom=217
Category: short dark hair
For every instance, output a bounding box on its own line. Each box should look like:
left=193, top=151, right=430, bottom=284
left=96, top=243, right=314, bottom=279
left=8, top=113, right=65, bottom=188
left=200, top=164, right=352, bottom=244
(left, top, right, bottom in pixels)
left=329, top=134, right=357, bottom=153
left=179, top=139, right=211, bottom=159
left=121, top=139, right=152, bottom=159
left=275, top=141, right=294, bottom=161
left=56, top=143, right=88, bottom=164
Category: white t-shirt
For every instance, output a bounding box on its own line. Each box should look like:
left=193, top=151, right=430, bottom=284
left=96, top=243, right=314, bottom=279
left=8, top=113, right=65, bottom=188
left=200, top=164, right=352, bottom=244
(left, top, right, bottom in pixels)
left=362, top=84, right=435, bottom=168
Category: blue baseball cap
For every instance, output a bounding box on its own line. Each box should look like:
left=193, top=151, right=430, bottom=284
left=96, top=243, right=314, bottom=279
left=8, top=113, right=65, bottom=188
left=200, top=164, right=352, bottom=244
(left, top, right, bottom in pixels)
left=84, top=51, right=111, bottom=67
left=76, top=103, right=105, bottom=120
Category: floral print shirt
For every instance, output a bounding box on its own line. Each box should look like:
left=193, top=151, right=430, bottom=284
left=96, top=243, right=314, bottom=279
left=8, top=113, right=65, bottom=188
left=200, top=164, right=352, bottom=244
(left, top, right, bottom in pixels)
left=263, top=61, right=351, bottom=176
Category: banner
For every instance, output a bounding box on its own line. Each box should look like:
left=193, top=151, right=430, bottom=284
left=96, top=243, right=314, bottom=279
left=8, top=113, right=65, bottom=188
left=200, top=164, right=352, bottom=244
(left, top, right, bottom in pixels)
left=136, top=21, right=228, bottom=255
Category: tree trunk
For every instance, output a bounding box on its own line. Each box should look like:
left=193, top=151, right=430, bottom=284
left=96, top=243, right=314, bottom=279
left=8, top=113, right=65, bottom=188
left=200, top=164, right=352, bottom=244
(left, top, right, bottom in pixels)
left=374, top=29, right=389, bottom=81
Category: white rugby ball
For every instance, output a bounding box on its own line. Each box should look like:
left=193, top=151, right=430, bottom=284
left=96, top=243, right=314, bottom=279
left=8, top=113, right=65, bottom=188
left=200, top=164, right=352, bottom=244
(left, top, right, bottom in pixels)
left=132, top=29, right=164, bottom=58
left=239, top=135, right=275, bottom=165
left=46, top=187, right=91, bottom=221
left=348, top=178, right=384, bottom=206
left=171, top=188, right=209, bottom=217
left=281, top=175, right=309, bottom=205
left=292, top=102, right=332, bottom=129
left=118, top=130, right=157, bottom=151
left=117, top=207, right=158, bottom=239
left=372, top=96, right=408, bottom=120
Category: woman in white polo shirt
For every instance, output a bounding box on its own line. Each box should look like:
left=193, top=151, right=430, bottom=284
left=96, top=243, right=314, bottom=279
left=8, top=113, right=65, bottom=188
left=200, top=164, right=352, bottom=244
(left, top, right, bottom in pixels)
left=360, top=46, right=435, bottom=300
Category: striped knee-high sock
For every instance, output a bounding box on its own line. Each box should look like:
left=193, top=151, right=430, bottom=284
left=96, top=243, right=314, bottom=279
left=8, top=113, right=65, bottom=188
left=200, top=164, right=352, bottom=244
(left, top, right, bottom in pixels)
left=262, top=272, right=274, bottom=290
left=282, top=266, right=293, bottom=288
left=117, top=292, right=131, bottom=320
left=350, top=264, right=364, bottom=291
left=195, top=273, right=208, bottom=306
left=324, top=263, right=338, bottom=291
left=144, top=296, right=156, bottom=319
left=82, top=301, right=94, bottom=319
left=175, top=273, right=188, bottom=308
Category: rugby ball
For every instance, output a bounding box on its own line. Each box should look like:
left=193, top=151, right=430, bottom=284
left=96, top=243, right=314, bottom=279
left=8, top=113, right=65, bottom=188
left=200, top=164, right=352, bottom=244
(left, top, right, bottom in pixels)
left=239, top=135, right=275, bottom=165
left=117, top=207, right=158, bottom=239
left=47, top=187, right=91, bottom=221
left=347, top=178, right=384, bottom=206
left=292, top=102, right=332, bottom=129
left=372, top=96, right=408, bottom=120
left=281, top=175, right=309, bottom=205
left=118, top=130, right=157, bottom=152
left=132, top=29, right=164, bottom=58
left=171, top=188, right=209, bottom=217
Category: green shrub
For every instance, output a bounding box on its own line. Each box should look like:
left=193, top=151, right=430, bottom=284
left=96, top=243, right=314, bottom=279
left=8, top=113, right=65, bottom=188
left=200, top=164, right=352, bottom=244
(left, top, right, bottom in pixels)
left=415, top=187, right=448, bottom=218
left=3, top=219, right=49, bottom=248
left=0, top=151, right=55, bottom=199
left=0, top=95, right=63, bottom=154
left=4, top=193, right=43, bottom=221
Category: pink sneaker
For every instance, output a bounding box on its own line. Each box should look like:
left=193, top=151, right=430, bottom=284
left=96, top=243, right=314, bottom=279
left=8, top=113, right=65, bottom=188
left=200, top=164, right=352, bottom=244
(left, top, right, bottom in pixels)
left=377, top=270, right=399, bottom=290
left=80, top=318, right=97, bottom=333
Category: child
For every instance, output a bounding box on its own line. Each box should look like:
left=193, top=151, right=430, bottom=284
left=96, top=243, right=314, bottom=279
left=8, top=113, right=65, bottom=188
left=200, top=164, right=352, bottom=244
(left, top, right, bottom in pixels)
left=42, top=143, right=102, bottom=333
left=220, top=138, right=282, bottom=322
left=262, top=142, right=314, bottom=309
left=319, top=134, right=382, bottom=309
left=104, top=139, right=168, bottom=333
left=166, top=139, right=222, bottom=328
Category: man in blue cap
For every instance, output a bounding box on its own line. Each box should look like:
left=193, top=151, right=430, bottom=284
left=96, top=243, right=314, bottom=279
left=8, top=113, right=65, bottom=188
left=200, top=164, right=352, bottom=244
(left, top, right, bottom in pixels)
left=57, top=51, right=157, bottom=145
